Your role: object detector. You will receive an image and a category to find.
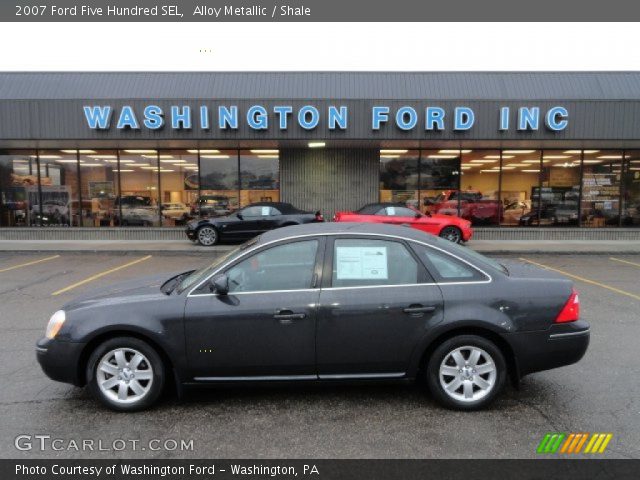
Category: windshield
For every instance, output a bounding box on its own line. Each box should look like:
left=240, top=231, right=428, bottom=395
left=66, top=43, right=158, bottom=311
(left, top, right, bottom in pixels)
left=429, top=235, right=509, bottom=275
left=176, top=238, right=259, bottom=294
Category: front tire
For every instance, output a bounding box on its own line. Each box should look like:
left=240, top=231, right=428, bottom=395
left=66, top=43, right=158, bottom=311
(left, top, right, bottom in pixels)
left=197, top=225, right=219, bottom=246
left=425, top=335, right=506, bottom=410
left=86, top=337, right=165, bottom=412
left=439, top=226, right=463, bottom=243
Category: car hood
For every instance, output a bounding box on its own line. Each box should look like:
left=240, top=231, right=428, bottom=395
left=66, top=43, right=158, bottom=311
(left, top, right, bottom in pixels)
left=61, top=270, right=185, bottom=311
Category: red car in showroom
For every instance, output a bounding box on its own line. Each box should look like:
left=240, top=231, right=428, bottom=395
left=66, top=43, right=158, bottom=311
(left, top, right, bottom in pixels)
left=334, top=203, right=473, bottom=243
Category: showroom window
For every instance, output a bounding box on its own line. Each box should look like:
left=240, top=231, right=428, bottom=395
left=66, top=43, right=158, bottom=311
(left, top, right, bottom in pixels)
left=498, top=150, right=542, bottom=226
left=1, top=148, right=637, bottom=229
left=458, top=149, right=500, bottom=226
left=199, top=150, right=239, bottom=217
left=420, top=149, right=462, bottom=217
left=37, top=150, right=81, bottom=227
left=0, top=150, right=37, bottom=227
left=622, top=151, right=640, bottom=227
left=158, top=150, right=198, bottom=226
left=581, top=150, right=623, bottom=227
left=77, top=150, right=119, bottom=227
left=539, top=150, right=581, bottom=227
left=239, top=149, right=280, bottom=207
left=379, top=149, right=419, bottom=206
left=113, top=150, right=159, bottom=227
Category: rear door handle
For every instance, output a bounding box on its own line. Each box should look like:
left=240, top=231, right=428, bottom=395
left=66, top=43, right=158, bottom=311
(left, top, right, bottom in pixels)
left=274, top=309, right=307, bottom=324
left=403, top=305, right=437, bottom=315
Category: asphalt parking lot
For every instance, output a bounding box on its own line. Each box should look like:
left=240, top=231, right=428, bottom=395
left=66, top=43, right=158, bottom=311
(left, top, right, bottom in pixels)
left=0, top=251, right=639, bottom=459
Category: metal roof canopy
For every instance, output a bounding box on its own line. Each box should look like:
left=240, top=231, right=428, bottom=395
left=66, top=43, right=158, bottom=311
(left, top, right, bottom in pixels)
left=2, top=72, right=640, bottom=100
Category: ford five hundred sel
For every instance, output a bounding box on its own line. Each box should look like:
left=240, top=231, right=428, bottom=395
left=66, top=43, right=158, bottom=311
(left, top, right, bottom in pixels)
left=36, top=223, right=589, bottom=411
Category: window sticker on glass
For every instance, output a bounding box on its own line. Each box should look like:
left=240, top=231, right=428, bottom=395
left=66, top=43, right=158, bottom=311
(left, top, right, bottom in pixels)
left=261, top=206, right=270, bottom=216
left=386, top=206, right=396, bottom=215
left=336, top=246, right=389, bottom=280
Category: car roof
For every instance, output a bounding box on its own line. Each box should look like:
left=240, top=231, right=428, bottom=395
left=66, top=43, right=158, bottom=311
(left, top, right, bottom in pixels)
left=258, top=222, right=437, bottom=245
left=256, top=222, right=494, bottom=274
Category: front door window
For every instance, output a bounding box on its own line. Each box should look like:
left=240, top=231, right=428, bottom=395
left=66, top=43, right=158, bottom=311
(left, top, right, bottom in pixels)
left=227, top=240, right=319, bottom=293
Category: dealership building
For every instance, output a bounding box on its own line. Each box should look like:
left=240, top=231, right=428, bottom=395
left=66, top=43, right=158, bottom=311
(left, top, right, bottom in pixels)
left=1, top=72, right=640, bottom=240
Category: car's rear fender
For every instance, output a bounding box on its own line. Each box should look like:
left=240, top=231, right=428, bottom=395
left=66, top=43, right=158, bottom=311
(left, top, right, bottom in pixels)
left=407, top=320, right=519, bottom=382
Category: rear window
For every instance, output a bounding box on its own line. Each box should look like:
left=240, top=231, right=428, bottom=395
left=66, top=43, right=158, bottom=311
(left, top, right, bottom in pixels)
left=427, top=236, right=508, bottom=275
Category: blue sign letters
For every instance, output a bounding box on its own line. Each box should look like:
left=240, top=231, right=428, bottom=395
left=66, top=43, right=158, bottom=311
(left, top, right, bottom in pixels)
left=83, top=104, right=569, bottom=133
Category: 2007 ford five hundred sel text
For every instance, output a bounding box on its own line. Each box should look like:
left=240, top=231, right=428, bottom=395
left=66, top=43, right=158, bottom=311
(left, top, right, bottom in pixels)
left=36, top=223, right=589, bottom=411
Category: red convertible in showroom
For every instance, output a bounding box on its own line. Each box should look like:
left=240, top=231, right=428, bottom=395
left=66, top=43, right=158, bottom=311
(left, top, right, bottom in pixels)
left=334, top=203, right=473, bottom=243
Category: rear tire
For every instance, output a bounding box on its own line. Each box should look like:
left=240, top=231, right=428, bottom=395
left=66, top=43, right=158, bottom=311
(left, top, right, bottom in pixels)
left=86, top=336, right=165, bottom=412
left=425, top=335, right=506, bottom=411
left=439, top=226, right=463, bottom=243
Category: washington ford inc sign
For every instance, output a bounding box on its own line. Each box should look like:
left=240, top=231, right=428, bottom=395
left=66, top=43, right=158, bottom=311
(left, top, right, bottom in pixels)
left=83, top=104, right=569, bottom=132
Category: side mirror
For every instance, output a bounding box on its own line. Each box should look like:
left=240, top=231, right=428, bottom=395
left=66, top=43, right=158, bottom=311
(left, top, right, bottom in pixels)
left=209, top=273, right=229, bottom=295
left=236, top=213, right=243, bottom=220
left=414, top=212, right=422, bottom=218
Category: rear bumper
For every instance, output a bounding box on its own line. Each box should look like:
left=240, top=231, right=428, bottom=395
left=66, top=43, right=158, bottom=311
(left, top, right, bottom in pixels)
left=36, top=337, right=86, bottom=387
left=503, top=320, right=590, bottom=377
left=185, top=227, right=197, bottom=240
left=462, top=227, right=473, bottom=242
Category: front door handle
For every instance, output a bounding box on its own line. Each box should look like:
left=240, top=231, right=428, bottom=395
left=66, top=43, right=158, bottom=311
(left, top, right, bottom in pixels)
left=274, top=309, right=307, bottom=324
left=403, top=305, right=437, bottom=315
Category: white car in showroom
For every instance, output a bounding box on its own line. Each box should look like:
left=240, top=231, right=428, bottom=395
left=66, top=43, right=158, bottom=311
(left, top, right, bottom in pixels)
left=161, top=202, right=191, bottom=221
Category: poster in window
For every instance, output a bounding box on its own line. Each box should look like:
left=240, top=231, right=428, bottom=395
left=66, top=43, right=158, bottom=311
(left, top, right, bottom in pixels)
left=336, top=246, right=388, bottom=280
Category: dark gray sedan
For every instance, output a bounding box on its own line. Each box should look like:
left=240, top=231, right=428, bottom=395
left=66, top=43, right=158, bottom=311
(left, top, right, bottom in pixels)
left=36, top=223, right=589, bottom=411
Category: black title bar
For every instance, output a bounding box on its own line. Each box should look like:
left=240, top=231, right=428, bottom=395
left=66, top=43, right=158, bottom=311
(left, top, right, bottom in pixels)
left=4, top=0, right=640, bottom=21
left=3, top=459, right=640, bottom=480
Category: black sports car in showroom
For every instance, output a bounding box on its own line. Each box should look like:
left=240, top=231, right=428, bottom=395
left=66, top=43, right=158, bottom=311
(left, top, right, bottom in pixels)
left=186, top=201, right=324, bottom=246
left=37, top=223, right=589, bottom=412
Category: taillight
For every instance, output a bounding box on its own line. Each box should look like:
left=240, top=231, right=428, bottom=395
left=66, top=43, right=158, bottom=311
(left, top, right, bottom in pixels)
left=315, top=211, right=324, bottom=222
left=555, top=288, right=580, bottom=323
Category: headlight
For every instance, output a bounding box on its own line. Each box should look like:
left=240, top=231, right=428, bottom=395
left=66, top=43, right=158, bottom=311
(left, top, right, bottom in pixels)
left=45, top=310, right=66, bottom=339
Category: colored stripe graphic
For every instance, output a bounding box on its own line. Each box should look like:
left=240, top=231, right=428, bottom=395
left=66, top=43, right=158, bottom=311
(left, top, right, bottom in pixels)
left=537, top=433, right=612, bottom=454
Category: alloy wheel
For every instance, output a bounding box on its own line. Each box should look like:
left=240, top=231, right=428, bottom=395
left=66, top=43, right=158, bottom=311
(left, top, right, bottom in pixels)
left=440, top=227, right=462, bottom=243
left=198, top=226, right=217, bottom=246
left=96, top=347, right=154, bottom=404
left=438, top=346, right=497, bottom=403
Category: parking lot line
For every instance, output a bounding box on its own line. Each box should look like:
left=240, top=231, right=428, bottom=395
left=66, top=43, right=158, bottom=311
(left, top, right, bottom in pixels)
left=0, top=255, right=60, bottom=273
left=51, top=255, right=152, bottom=296
left=610, top=257, right=640, bottom=269
left=519, top=257, right=640, bottom=301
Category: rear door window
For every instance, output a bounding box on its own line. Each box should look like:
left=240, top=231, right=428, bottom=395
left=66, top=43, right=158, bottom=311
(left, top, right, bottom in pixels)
left=330, top=238, right=423, bottom=287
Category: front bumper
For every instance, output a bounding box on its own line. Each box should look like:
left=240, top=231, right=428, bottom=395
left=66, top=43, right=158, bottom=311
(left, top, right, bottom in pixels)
left=36, top=337, right=87, bottom=387
left=503, top=320, right=590, bottom=377
left=185, top=226, right=197, bottom=240
left=462, top=227, right=473, bottom=242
